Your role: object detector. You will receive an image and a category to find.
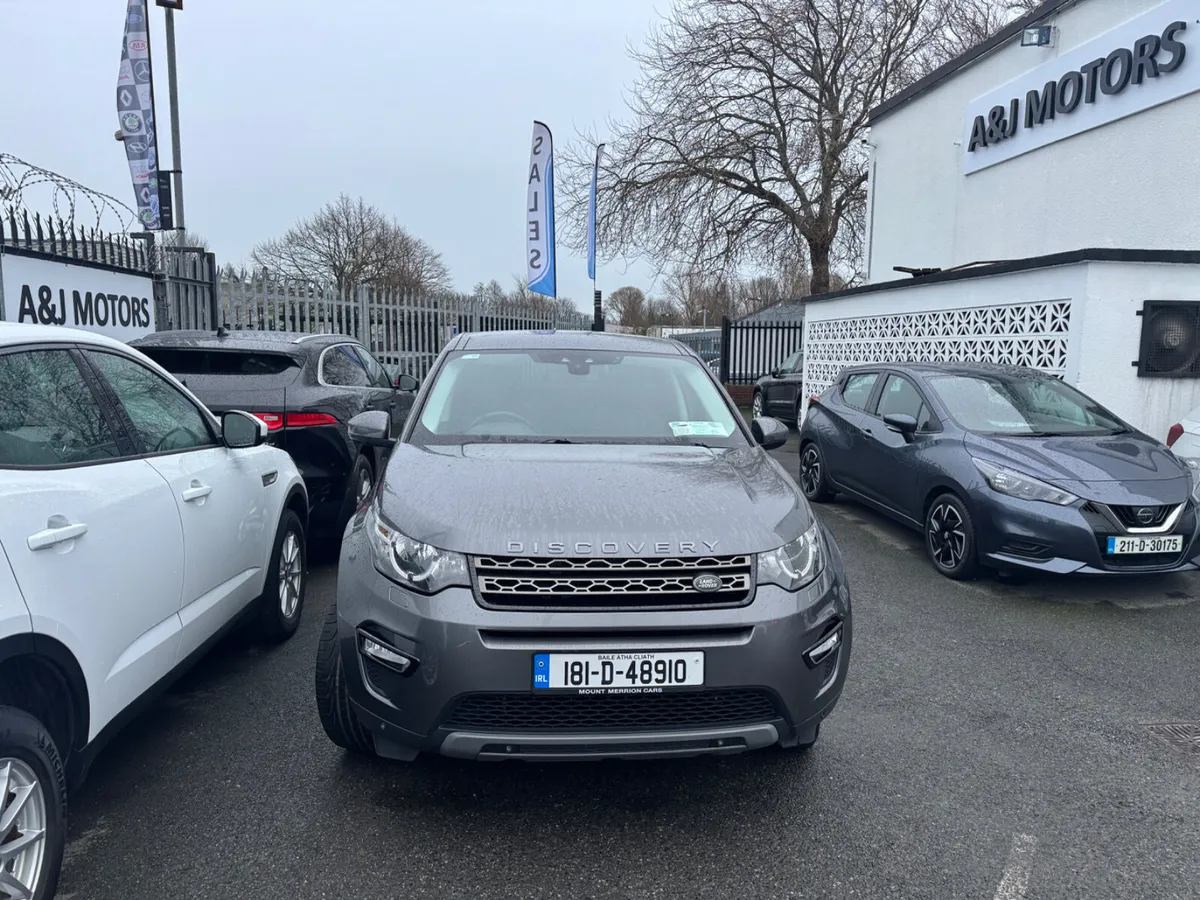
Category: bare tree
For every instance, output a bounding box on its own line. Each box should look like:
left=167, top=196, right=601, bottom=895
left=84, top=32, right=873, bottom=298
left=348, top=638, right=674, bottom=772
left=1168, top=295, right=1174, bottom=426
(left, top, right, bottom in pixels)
left=606, top=286, right=649, bottom=327
left=563, top=1, right=961, bottom=296
left=252, top=194, right=450, bottom=293
left=933, top=0, right=1043, bottom=59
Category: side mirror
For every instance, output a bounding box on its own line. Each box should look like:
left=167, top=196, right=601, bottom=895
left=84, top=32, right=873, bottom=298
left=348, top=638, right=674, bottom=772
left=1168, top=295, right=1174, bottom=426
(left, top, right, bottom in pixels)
left=751, top=416, right=789, bottom=450
left=394, top=373, right=419, bottom=392
left=222, top=410, right=267, bottom=449
left=770, top=368, right=783, bottom=379
left=349, top=410, right=393, bottom=448
left=883, top=413, right=919, bottom=441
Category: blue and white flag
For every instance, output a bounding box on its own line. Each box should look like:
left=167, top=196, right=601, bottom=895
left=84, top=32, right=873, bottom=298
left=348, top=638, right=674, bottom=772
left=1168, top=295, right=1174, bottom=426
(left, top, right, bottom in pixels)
left=586, top=143, right=605, bottom=281
left=116, top=0, right=162, bottom=229
left=527, top=121, right=556, bottom=298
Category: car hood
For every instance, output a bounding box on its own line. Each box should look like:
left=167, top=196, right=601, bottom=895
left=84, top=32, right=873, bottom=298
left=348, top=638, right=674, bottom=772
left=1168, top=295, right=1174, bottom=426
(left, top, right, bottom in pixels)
left=968, top=432, right=1191, bottom=504
left=376, top=443, right=811, bottom=557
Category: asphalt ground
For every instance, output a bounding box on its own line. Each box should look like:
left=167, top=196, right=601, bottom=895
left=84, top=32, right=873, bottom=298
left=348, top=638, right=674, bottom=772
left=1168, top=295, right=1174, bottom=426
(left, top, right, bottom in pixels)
left=58, top=425, right=1200, bottom=900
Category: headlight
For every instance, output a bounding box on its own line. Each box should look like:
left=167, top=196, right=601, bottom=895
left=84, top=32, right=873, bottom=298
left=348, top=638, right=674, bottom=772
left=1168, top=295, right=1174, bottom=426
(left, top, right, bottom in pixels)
left=758, top=522, right=825, bottom=591
left=367, top=506, right=469, bottom=593
left=972, top=458, right=1078, bottom=506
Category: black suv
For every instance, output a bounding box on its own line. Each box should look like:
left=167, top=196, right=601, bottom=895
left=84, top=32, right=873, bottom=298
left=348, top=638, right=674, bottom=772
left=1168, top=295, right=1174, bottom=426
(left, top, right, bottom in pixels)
left=132, top=329, right=417, bottom=541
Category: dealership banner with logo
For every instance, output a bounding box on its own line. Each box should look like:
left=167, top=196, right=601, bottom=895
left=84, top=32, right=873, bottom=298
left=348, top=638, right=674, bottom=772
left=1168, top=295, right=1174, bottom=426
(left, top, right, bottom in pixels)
left=527, top=121, right=556, bottom=298
left=117, top=0, right=165, bottom=229
left=0, top=253, right=156, bottom=342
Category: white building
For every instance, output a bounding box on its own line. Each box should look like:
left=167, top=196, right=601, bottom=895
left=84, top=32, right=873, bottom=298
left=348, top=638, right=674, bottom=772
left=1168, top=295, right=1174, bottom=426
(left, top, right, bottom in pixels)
left=803, top=0, right=1200, bottom=443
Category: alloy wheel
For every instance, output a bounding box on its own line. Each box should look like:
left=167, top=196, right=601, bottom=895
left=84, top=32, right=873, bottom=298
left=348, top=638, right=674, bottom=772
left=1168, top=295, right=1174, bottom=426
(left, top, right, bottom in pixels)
left=356, top=469, right=373, bottom=506
left=752, top=393, right=763, bottom=418
left=800, top=446, right=822, bottom=496
left=279, top=530, right=303, bottom=618
left=0, top=758, right=48, bottom=900
left=928, top=501, right=967, bottom=570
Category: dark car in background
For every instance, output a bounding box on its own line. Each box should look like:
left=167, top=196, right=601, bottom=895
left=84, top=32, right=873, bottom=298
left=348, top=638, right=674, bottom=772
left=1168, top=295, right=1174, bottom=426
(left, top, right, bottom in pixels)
left=132, top=329, right=417, bottom=541
left=751, top=350, right=805, bottom=423
left=798, top=361, right=1200, bottom=579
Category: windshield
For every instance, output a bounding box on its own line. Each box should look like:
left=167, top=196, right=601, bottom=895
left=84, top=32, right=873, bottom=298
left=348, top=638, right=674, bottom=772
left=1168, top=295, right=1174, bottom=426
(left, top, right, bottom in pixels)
left=926, top=373, right=1126, bottom=436
left=413, top=349, right=744, bottom=446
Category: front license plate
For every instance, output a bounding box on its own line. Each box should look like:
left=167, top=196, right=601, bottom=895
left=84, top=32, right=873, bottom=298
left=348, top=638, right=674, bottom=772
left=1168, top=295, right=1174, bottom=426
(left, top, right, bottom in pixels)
left=532, top=651, right=704, bottom=693
left=1106, top=535, right=1183, bottom=555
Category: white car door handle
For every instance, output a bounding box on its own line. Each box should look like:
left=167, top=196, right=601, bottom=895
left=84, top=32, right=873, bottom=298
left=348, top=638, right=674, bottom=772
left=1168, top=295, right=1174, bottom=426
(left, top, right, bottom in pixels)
left=27, top=522, right=88, bottom=551
left=182, top=483, right=213, bottom=502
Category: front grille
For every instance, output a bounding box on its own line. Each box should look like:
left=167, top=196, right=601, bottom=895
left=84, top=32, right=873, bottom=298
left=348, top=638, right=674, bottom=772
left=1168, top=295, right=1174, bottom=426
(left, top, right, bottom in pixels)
left=442, top=689, right=781, bottom=731
left=1108, top=504, right=1174, bottom=529
left=473, top=555, right=754, bottom=610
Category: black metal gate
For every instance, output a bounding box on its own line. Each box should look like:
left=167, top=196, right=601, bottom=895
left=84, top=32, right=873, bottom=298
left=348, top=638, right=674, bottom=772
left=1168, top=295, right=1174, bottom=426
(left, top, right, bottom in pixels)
left=719, top=317, right=804, bottom=385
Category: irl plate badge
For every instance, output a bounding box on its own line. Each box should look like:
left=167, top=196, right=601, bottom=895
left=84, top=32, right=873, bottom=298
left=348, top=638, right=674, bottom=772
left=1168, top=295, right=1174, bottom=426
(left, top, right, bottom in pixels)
left=533, top=654, right=551, bottom=689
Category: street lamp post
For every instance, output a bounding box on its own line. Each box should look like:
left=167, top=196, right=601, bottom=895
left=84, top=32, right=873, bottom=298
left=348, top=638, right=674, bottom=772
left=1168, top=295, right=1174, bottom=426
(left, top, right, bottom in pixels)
left=159, top=0, right=185, bottom=232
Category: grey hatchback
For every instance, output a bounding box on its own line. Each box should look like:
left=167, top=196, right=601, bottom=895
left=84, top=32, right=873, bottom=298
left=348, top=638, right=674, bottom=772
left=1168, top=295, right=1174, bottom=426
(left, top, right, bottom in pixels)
left=315, top=330, right=851, bottom=761
left=798, top=361, right=1200, bottom=578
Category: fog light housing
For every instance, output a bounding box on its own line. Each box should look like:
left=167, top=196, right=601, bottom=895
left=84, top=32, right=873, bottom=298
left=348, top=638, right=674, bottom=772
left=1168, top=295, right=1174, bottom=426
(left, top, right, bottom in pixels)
left=359, top=631, right=415, bottom=674
left=804, top=625, right=842, bottom=667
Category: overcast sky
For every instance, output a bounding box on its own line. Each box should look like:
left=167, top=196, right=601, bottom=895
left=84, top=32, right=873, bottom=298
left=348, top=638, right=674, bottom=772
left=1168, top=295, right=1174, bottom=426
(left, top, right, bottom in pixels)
left=2, top=0, right=665, bottom=311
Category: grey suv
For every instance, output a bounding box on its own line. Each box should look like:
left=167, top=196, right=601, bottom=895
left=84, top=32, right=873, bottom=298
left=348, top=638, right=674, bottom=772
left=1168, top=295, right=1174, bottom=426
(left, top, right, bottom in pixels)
left=315, top=330, right=851, bottom=761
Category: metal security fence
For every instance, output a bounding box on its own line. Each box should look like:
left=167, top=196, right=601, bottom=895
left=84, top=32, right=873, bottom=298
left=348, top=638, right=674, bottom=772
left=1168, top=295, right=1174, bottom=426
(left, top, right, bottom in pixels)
left=161, top=245, right=218, bottom=330
left=719, top=317, right=804, bottom=385
left=214, top=275, right=590, bottom=378
left=670, top=329, right=722, bottom=365
left=2, top=208, right=152, bottom=271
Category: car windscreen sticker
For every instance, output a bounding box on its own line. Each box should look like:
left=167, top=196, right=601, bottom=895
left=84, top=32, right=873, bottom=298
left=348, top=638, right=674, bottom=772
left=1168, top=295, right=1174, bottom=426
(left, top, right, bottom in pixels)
left=669, top=421, right=730, bottom=437
left=462, top=353, right=480, bottom=359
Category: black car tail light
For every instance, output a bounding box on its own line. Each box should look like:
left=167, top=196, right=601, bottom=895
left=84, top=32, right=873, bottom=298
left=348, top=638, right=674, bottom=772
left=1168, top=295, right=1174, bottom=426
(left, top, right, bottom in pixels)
left=250, top=411, right=338, bottom=431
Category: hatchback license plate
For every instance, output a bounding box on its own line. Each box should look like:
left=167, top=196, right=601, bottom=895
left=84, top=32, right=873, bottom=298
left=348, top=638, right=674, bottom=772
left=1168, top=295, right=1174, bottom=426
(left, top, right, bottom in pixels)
left=1106, top=535, right=1183, bottom=555
left=533, top=651, right=704, bottom=692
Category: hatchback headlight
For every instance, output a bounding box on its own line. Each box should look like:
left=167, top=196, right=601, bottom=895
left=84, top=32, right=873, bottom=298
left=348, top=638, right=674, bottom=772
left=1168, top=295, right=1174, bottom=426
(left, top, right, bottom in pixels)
left=758, top=522, right=825, bottom=591
left=972, top=458, right=1078, bottom=506
left=366, top=506, right=469, bottom=593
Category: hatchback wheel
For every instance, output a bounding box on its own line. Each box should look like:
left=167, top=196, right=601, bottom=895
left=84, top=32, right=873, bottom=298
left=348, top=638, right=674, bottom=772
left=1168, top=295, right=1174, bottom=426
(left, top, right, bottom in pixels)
left=925, top=494, right=978, bottom=579
left=751, top=392, right=763, bottom=419
left=799, top=442, right=835, bottom=502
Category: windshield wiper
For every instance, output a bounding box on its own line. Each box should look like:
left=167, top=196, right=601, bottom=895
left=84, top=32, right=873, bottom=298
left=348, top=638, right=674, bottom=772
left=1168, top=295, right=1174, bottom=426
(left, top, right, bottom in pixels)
left=540, top=438, right=576, bottom=444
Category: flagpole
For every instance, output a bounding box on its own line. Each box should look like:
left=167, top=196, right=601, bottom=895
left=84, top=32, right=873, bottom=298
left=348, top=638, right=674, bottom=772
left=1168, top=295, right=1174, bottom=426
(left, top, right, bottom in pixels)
left=590, top=142, right=605, bottom=332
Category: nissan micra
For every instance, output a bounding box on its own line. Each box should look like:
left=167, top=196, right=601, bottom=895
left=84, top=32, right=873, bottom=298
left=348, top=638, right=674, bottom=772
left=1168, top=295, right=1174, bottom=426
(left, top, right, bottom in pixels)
left=316, top=330, right=851, bottom=762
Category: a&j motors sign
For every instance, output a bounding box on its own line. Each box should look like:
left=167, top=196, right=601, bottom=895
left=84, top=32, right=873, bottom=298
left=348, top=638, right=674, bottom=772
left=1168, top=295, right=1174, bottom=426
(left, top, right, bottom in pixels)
left=963, top=1, right=1195, bottom=174
left=1, top=253, right=156, bottom=342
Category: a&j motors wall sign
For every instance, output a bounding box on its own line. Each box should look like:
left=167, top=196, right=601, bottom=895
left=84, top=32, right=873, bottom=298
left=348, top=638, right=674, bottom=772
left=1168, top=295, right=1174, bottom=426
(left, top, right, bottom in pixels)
left=963, top=0, right=1196, bottom=174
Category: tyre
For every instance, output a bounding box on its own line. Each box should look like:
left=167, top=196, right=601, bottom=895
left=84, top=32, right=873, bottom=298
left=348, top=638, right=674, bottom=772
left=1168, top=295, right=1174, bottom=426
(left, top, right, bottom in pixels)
left=751, top=391, right=764, bottom=419
left=337, top=455, right=375, bottom=535
left=799, top=442, right=836, bottom=502
left=257, top=509, right=307, bottom=643
left=925, top=493, right=979, bottom=580
left=0, top=706, right=67, bottom=900
left=314, top=603, right=375, bottom=755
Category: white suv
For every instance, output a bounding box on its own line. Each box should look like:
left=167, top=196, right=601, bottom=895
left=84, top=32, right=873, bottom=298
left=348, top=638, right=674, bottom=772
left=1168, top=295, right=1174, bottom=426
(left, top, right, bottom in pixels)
left=0, top=323, right=309, bottom=900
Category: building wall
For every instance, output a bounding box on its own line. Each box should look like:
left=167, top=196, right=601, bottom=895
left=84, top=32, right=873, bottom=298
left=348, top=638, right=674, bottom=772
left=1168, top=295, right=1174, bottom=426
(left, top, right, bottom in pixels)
left=866, top=0, right=1200, bottom=281
left=801, top=260, right=1200, bottom=442
left=1076, top=261, right=1200, bottom=442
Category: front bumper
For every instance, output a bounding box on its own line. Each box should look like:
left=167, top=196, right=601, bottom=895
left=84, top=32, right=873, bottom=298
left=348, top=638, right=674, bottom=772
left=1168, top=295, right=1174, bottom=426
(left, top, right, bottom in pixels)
left=333, top=524, right=852, bottom=761
left=969, top=486, right=1200, bottom=575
